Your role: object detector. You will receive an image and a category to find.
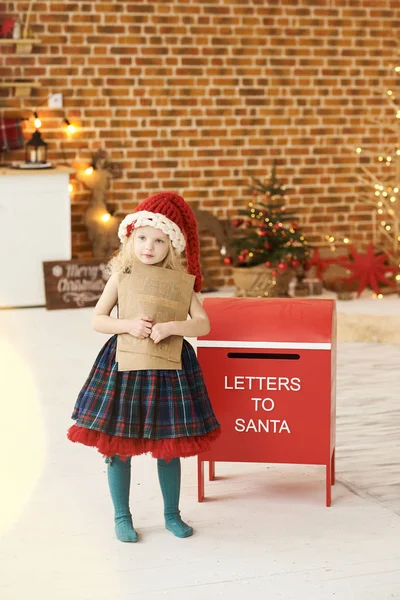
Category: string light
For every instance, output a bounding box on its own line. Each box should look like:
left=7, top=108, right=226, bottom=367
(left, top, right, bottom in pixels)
left=101, top=213, right=111, bottom=222
left=63, top=117, right=76, bottom=134
left=68, top=183, right=73, bottom=194
left=85, top=166, right=93, bottom=175
left=33, top=111, right=41, bottom=129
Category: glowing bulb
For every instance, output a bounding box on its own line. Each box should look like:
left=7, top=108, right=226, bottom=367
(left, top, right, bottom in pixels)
left=377, top=209, right=383, bottom=214
left=377, top=201, right=383, bottom=206
left=385, top=225, right=391, bottom=231
left=85, top=167, right=93, bottom=175
left=390, top=197, right=396, bottom=202
left=356, top=147, right=362, bottom=153
left=378, top=156, right=384, bottom=161
left=395, top=274, right=400, bottom=281
left=34, top=117, right=42, bottom=129
left=386, top=157, right=392, bottom=162
left=394, top=187, right=399, bottom=193
left=101, top=213, right=111, bottom=222
left=387, top=89, right=393, bottom=96
left=343, top=238, right=350, bottom=244
left=396, top=66, right=400, bottom=72
left=378, top=294, right=383, bottom=300
left=397, top=111, right=400, bottom=119
left=68, top=183, right=73, bottom=193
left=67, top=124, right=76, bottom=134
left=375, top=191, right=380, bottom=196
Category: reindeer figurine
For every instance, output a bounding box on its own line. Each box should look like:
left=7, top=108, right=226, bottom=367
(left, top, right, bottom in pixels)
left=76, top=150, right=122, bottom=259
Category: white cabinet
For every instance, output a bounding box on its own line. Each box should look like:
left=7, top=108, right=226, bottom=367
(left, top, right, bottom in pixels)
left=0, top=167, right=73, bottom=307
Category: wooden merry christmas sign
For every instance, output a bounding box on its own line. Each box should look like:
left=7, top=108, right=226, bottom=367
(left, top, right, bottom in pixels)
left=42, top=259, right=109, bottom=310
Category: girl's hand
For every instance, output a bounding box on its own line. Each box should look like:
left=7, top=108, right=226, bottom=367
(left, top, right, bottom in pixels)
left=126, top=317, right=153, bottom=340
left=150, top=322, right=172, bottom=344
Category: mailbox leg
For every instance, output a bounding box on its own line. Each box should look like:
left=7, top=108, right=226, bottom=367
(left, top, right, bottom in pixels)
left=209, top=461, right=215, bottom=481
left=331, top=449, right=336, bottom=485
left=198, top=457, right=204, bottom=502
left=326, top=462, right=331, bottom=507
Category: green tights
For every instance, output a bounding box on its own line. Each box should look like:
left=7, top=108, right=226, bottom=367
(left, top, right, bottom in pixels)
left=106, top=456, right=193, bottom=542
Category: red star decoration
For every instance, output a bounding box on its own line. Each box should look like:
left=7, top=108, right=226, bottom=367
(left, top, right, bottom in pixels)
left=339, top=243, right=399, bottom=297
left=306, top=249, right=332, bottom=279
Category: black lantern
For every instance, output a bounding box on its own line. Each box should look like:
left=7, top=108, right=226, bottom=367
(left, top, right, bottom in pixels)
left=25, top=129, right=48, bottom=164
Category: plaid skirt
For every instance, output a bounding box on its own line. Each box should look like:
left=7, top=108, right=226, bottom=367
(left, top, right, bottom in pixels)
left=67, top=335, right=221, bottom=460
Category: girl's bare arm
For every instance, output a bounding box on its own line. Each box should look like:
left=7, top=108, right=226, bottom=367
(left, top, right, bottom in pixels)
left=91, top=275, right=152, bottom=338
left=167, top=292, right=210, bottom=338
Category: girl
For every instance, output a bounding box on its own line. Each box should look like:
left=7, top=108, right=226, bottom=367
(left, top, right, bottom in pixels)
left=67, top=192, right=221, bottom=543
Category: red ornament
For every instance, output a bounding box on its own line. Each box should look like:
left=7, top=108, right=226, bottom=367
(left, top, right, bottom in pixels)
left=245, top=220, right=252, bottom=227
left=232, top=218, right=244, bottom=228
left=292, top=222, right=299, bottom=230
left=278, top=262, right=287, bottom=270
left=272, top=269, right=278, bottom=276
left=257, top=229, right=268, bottom=237
left=291, top=260, right=299, bottom=267
left=264, top=242, right=271, bottom=250
left=238, top=254, right=246, bottom=263
left=339, top=243, right=400, bottom=297
left=223, top=257, right=232, bottom=265
left=265, top=261, right=271, bottom=267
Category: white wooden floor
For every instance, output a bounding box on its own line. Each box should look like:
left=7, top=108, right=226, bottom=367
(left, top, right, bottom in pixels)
left=1, top=301, right=400, bottom=600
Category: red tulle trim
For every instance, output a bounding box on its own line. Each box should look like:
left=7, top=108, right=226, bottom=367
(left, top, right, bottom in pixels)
left=67, top=425, right=221, bottom=462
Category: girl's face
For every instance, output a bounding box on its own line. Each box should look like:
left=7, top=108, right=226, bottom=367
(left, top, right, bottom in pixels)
left=133, top=226, right=170, bottom=265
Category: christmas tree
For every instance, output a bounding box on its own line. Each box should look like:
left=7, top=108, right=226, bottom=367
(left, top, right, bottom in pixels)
left=227, top=160, right=309, bottom=272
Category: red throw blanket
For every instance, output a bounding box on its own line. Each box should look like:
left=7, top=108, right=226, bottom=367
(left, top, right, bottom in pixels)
left=0, top=117, right=24, bottom=151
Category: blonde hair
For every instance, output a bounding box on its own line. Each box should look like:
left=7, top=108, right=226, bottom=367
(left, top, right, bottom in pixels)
left=107, top=229, right=185, bottom=276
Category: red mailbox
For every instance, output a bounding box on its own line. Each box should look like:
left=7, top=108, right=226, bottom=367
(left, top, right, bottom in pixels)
left=197, top=297, right=336, bottom=507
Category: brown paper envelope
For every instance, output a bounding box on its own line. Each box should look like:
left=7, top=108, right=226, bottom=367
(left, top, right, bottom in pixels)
left=116, top=263, right=195, bottom=371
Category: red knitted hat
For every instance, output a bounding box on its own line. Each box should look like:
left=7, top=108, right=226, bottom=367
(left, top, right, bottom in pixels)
left=117, top=192, right=202, bottom=292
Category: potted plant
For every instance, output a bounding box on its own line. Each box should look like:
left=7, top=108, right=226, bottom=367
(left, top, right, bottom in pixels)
left=225, top=160, right=310, bottom=297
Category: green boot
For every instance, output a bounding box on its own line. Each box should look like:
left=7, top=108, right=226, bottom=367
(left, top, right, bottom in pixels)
left=106, top=456, right=138, bottom=543
left=157, top=458, right=194, bottom=538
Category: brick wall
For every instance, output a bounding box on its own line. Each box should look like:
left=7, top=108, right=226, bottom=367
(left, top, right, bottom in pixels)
left=1, top=0, right=399, bottom=287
